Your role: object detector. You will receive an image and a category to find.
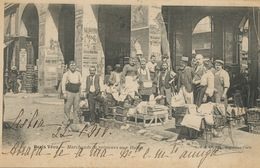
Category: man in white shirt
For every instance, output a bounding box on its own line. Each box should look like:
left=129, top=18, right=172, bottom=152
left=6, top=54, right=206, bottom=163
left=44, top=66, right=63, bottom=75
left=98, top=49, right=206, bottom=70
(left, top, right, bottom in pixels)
left=86, top=66, right=108, bottom=124
left=146, top=55, right=157, bottom=81
left=61, top=61, right=83, bottom=125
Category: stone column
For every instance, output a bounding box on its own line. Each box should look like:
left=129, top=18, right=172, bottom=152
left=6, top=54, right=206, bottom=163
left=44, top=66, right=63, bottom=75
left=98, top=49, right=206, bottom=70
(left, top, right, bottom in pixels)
left=131, top=5, right=167, bottom=64
left=80, top=3, right=105, bottom=80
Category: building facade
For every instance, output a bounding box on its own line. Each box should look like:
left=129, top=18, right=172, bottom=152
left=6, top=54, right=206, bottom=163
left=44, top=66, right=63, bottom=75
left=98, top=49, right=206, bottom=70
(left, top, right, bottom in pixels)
left=4, top=3, right=260, bottom=106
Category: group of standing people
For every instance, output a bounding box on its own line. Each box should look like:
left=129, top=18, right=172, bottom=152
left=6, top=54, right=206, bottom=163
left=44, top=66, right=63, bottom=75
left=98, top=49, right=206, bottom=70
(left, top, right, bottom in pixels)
left=61, top=53, right=230, bottom=127
left=177, top=54, right=230, bottom=110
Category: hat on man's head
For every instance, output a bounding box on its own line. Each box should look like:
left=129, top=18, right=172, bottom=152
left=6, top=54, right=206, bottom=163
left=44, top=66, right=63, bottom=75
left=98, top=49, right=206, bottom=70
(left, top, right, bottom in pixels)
left=162, top=54, right=169, bottom=59
left=11, top=66, right=17, bottom=70
left=181, top=56, right=189, bottom=62
left=214, top=59, right=224, bottom=65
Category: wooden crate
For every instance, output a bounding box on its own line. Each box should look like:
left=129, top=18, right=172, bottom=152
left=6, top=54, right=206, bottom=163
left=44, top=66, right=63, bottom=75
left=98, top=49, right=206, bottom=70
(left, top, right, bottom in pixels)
left=99, top=118, right=114, bottom=128
left=116, top=106, right=128, bottom=115
left=131, top=111, right=168, bottom=128
left=114, top=120, right=127, bottom=129
left=115, top=114, right=128, bottom=122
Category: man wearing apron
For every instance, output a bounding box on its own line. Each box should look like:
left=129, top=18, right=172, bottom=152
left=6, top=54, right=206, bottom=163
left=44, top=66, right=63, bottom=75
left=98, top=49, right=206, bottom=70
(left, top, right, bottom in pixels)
left=138, top=59, right=153, bottom=101
left=213, top=60, right=230, bottom=116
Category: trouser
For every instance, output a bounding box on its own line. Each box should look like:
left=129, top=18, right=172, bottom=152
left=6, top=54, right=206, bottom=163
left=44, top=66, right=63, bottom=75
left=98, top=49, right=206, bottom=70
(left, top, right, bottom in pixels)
left=141, top=95, right=150, bottom=101
left=196, top=86, right=207, bottom=107
left=193, top=84, right=200, bottom=105
left=179, top=86, right=193, bottom=104
left=88, top=93, right=109, bottom=123
left=64, top=91, right=80, bottom=124
left=160, top=86, right=172, bottom=106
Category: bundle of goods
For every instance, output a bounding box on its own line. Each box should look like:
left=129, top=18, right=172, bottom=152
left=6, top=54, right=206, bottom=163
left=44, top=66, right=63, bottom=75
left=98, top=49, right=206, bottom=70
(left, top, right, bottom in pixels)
left=127, top=101, right=168, bottom=127
left=246, top=108, right=260, bottom=134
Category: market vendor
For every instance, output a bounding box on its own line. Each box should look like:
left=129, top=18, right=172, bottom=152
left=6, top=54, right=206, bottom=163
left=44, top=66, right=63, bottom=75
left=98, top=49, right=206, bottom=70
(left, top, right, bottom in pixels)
left=192, top=54, right=205, bottom=105
left=152, top=65, right=161, bottom=97
left=158, top=62, right=176, bottom=105
left=138, top=58, right=153, bottom=101
left=121, top=57, right=139, bottom=92
left=86, top=66, right=109, bottom=124
left=146, top=55, right=157, bottom=81
left=109, top=64, right=121, bottom=89
left=196, top=59, right=214, bottom=107
left=177, top=56, right=194, bottom=104
left=213, top=60, right=230, bottom=108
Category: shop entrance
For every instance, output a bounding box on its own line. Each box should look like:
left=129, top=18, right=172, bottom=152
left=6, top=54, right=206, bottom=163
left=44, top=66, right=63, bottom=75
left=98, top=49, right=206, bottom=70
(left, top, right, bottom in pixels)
left=98, top=5, right=131, bottom=70
left=58, top=4, right=75, bottom=66
left=20, top=4, right=39, bottom=67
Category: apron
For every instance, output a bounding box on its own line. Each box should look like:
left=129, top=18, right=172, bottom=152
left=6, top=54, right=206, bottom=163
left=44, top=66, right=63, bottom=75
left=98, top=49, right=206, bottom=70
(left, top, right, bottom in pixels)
left=214, top=71, right=228, bottom=115
left=138, top=69, right=153, bottom=96
left=214, top=72, right=224, bottom=103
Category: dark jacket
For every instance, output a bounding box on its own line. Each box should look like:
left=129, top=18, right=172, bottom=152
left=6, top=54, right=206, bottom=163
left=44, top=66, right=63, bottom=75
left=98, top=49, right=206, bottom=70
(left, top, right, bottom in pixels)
left=177, top=66, right=194, bottom=93
left=159, top=71, right=172, bottom=89
left=86, top=75, right=100, bottom=95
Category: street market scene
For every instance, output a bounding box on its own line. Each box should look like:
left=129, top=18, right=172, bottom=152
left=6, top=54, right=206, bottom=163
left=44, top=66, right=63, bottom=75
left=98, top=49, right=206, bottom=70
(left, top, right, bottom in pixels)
left=2, top=2, right=260, bottom=168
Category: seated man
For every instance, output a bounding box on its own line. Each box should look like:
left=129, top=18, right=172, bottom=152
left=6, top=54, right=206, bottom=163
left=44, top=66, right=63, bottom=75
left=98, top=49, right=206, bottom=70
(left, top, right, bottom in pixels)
left=86, top=66, right=109, bottom=124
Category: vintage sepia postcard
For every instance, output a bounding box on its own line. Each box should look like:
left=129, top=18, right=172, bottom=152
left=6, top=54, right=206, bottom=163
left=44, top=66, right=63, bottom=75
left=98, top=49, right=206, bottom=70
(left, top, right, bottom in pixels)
left=1, top=0, right=260, bottom=167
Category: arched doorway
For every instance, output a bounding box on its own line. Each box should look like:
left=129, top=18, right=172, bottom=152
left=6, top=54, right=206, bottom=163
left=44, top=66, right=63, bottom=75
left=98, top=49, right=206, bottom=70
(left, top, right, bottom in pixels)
left=58, top=4, right=75, bottom=65
left=192, top=16, right=213, bottom=59
left=20, top=4, right=39, bottom=66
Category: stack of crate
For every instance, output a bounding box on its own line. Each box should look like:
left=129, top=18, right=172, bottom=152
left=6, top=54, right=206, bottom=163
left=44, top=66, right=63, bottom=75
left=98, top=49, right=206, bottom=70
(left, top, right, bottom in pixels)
left=114, top=106, right=129, bottom=129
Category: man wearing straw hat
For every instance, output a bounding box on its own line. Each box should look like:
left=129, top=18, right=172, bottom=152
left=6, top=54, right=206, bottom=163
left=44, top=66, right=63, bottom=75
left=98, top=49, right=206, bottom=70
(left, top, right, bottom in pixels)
left=177, top=56, right=194, bottom=104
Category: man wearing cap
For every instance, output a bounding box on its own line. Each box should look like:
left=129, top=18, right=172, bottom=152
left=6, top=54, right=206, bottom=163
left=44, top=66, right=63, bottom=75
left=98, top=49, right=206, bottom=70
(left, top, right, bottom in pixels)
left=138, top=58, right=153, bottom=101
left=192, top=54, right=205, bottom=105
left=158, top=62, right=176, bottom=105
left=86, top=66, right=109, bottom=124
left=61, top=61, right=83, bottom=126
left=146, top=55, right=157, bottom=81
left=177, top=56, right=194, bottom=104
left=213, top=60, right=230, bottom=107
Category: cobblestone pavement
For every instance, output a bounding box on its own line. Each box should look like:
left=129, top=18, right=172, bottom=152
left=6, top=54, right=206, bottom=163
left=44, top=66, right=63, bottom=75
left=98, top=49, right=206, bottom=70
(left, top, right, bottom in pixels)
left=2, top=93, right=260, bottom=168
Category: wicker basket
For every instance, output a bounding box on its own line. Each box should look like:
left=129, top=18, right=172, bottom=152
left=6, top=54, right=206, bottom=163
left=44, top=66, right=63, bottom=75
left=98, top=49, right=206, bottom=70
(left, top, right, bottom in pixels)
left=247, top=108, right=260, bottom=123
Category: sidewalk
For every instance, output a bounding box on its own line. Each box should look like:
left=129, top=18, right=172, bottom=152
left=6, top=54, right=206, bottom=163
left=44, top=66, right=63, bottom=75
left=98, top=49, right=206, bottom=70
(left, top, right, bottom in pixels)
left=5, top=92, right=64, bottom=106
